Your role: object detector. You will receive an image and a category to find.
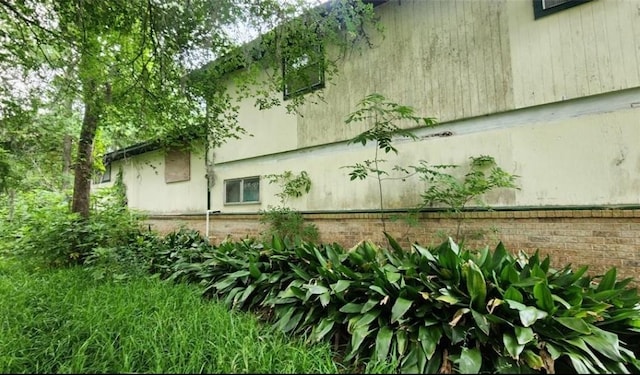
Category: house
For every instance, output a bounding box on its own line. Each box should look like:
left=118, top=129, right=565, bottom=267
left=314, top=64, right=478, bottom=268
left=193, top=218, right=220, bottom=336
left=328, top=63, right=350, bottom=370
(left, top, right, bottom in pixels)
left=94, top=0, right=640, bottom=279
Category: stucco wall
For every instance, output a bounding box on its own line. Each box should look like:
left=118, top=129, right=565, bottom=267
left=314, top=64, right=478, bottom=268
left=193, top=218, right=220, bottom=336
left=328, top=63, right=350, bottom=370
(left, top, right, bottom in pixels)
left=99, top=147, right=208, bottom=215
left=207, top=0, right=640, bottom=214
left=209, top=90, right=640, bottom=213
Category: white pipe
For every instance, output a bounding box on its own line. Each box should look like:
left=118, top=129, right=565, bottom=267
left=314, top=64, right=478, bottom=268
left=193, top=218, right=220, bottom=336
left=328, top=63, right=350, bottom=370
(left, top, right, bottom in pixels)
left=205, top=209, right=218, bottom=241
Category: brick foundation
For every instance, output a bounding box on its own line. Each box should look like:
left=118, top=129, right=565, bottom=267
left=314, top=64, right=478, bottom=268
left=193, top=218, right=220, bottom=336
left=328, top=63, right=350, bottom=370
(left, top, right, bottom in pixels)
left=146, top=208, right=640, bottom=282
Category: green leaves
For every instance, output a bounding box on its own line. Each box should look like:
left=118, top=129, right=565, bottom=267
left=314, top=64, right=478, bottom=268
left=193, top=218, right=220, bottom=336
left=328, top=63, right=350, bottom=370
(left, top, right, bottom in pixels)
left=390, top=297, right=413, bottom=324
left=146, top=231, right=640, bottom=375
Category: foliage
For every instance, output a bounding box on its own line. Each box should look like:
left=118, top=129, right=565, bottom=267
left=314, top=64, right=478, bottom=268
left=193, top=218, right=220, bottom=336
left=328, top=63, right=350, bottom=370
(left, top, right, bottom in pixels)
left=264, top=170, right=312, bottom=206
left=0, top=0, right=382, bottom=219
left=0, top=260, right=347, bottom=374
left=149, top=230, right=640, bottom=374
left=260, top=170, right=319, bottom=243
left=343, top=93, right=436, bottom=232
left=413, top=155, right=520, bottom=241
left=2, top=180, right=146, bottom=270
left=259, top=206, right=320, bottom=244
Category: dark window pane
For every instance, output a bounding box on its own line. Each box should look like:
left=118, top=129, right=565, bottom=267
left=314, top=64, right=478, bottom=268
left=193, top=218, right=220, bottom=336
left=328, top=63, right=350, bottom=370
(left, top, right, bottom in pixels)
left=101, top=163, right=111, bottom=183
left=543, top=0, right=569, bottom=9
left=243, top=178, right=260, bottom=202
left=226, top=180, right=241, bottom=203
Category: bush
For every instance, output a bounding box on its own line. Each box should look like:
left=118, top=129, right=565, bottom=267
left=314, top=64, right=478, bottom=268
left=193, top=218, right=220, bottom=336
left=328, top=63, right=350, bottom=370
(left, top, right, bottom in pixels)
left=2, top=185, right=148, bottom=271
left=153, top=231, right=640, bottom=374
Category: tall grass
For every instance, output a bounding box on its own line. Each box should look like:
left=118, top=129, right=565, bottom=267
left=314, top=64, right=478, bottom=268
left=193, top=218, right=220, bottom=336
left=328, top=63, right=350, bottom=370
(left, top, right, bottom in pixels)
left=0, top=258, right=373, bottom=374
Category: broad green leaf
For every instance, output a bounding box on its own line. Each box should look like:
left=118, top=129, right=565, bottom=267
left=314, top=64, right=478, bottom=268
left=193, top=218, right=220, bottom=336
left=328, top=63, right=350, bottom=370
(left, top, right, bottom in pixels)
left=448, top=237, right=460, bottom=255
left=391, top=297, right=413, bottom=323
left=271, top=235, right=284, bottom=251
left=384, top=231, right=404, bottom=252
left=596, top=268, right=617, bottom=293
left=361, top=298, right=379, bottom=313
left=459, top=347, right=482, bottom=374
left=400, top=346, right=421, bottom=374
left=500, top=263, right=520, bottom=284
left=521, top=349, right=544, bottom=370
left=533, top=281, right=555, bottom=312
left=412, top=243, right=436, bottom=261
left=503, top=286, right=523, bottom=303
left=436, top=293, right=460, bottom=305
left=583, top=327, right=624, bottom=361
left=564, top=337, right=607, bottom=372
left=227, top=269, right=251, bottom=278
left=282, top=311, right=303, bottom=333
left=310, top=318, right=334, bottom=342
left=340, top=302, right=364, bottom=314
left=505, top=299, right=527, bottom=311
left=349, top=324, right=373, bottom=357
left=464, top=260, right=487, bottom=311
left=514, top=326, right=534, bottom=345
left=319, top=292, right=330, bottom=307
left=248, top=261, right=261, bottom=279
left=567, top=352, right=598, bottom=374
left=369, top=285, right=388, bottom=296
left=330, top=280, right=351, bottom=294
left=290, top=264, right=311, bottom=281
left=239, top=284, right=256, bottom=304
left=419, top=325, right=442, bottom=360
left=395, top=329, right=407, bottom=356
left=472, top=309, right=490, bottom=336
left=306, top=284, right=329, bottom=295
left=375, top=326, right=393, bottom=360
left=350, top=310, right=381, bottom=331
left=438, top=244, right=459, bottom=270
left=554, top=317, right=592, bottom=335
left=503, top=332, right=525, bottom=359
left=519, top=306, right=548, bottom=327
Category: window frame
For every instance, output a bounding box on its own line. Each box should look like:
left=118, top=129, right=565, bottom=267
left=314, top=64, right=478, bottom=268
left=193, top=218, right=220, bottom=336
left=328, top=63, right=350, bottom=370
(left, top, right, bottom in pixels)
left=93, top=163, right=112, bottom=184
left=533, top=0, right=591, bottom=19
left=224, top=176, right=261, bottom=205
left=282, top=44, right=325, bottom=100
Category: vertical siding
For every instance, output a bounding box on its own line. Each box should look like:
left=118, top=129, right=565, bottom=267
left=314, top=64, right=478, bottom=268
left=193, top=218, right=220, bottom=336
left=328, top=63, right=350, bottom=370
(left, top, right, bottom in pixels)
left=508, top=0, right=640, bottom=108
left=297, top=0, right=513, bottom=148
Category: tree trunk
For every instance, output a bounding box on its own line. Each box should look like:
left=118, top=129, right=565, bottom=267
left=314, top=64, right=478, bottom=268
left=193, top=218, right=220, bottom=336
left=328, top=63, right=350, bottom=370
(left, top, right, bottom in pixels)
left=62, top=134, right=72, bottom=190
left=71, top=80, right=99, bottom=219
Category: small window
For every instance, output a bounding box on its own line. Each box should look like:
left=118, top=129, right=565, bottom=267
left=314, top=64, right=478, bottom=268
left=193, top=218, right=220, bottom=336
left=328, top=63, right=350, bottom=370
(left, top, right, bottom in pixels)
left=224, top=177, right=260, bottom=204
left=533, top=0, right=591, bottom=19
left=93, top=163, right=111, bottom=184
left=283, top=45, right=324, bottom=100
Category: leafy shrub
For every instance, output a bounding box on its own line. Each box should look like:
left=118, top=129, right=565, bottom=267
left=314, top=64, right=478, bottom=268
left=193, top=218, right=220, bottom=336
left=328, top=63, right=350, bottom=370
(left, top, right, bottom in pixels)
left=259, top=206, right=319, bottom=243
left=3, top=184, right=147, bottom=270
left=155, top=231, right=640, bottom=374
left=260, top=170, right=318, bottom=243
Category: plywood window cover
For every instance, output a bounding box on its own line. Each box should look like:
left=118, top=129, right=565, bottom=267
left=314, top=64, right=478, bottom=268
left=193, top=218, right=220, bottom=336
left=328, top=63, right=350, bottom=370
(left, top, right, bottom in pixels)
left=165, top=149, right=190, bottom=183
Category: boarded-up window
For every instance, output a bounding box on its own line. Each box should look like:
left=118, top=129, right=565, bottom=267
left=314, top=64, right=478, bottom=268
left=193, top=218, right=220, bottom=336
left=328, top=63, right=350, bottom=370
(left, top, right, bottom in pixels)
left=165, top=149, right=190, bottom=183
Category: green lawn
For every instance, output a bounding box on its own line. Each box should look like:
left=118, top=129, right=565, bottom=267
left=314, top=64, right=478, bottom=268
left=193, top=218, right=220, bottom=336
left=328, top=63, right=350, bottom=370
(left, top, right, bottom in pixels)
left=0, top=257, right=392, bottom=374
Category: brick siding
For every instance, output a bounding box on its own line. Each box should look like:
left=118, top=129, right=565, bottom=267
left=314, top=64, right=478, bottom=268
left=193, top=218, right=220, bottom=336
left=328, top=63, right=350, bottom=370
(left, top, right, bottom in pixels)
left=146, top=209, right=640, bottom=282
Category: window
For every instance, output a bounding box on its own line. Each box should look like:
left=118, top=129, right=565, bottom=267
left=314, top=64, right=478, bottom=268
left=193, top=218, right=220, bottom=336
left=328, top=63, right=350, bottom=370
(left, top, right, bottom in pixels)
left=224, top=177, right=260, bottom=204
left=283, top=44, right=324, bottom=100
left=533, top=0, right=591, bottom=19
left=93, top=163, right=111, bottom=184
left=165, top=148, right=190, bottom=183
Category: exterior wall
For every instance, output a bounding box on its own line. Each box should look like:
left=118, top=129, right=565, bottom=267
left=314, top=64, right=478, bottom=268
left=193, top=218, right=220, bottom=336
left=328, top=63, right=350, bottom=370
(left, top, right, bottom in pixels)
left=208, top=0, right=640, bottom=214
left=94, top=147, right=208, bottom=215
left=210, top=90, right=640, bottom=212
left=145, top=208, right=640, bottom=282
